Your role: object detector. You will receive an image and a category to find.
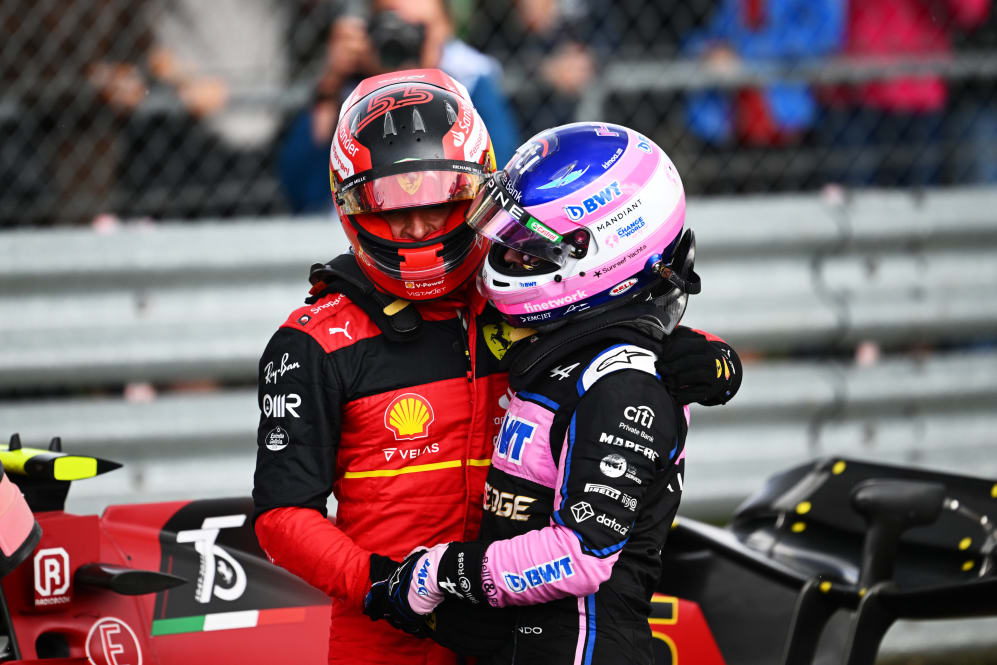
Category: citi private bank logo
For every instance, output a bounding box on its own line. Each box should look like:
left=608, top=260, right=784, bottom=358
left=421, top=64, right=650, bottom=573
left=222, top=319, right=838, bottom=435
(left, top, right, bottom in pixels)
left=384, top=393, right=435, bottom=440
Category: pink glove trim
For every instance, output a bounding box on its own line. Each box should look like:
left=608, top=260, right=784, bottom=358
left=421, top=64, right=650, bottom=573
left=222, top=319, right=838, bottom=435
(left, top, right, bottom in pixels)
left=406, top=544, right=449, bottom=615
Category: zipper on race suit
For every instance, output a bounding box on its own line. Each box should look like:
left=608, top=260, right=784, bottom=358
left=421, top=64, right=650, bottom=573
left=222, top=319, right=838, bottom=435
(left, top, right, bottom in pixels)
left=457, top=310, right=473, bottom=383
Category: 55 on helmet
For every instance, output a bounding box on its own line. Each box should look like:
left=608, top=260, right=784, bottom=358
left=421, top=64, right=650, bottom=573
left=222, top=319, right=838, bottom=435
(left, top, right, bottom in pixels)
left=467, top=122, right=700, bottom=329
left=330, top=68, right=496, bottom=300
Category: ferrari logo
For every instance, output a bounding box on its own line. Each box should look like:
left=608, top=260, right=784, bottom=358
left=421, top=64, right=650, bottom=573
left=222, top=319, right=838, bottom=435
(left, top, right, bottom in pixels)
left=397, top=172, right=424, bottom=195
left=483, top=322, right=516, bottom=360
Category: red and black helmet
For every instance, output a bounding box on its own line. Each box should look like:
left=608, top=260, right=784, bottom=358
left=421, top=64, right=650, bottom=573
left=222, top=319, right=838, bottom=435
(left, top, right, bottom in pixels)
left=330, top=69, right=496, bottom=300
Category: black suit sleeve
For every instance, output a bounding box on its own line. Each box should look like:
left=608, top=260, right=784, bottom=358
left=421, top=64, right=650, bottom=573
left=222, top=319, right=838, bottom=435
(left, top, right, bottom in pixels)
left=252, top=327, right=342, bottom=520
left=552, top=369, right=681, bottom=557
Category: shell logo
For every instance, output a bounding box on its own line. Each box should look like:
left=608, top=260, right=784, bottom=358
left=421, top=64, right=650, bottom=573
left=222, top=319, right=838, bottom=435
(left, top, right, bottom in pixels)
left=384, top=393, right=435, bottom=440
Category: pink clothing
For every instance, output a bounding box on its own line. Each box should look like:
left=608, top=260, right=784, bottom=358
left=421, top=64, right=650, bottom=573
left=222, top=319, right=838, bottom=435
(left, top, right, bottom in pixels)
left=841, top=0, right=989, bottom=111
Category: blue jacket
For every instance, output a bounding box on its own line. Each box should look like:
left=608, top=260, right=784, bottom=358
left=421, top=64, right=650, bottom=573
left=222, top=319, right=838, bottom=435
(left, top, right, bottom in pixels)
left=683, top=0, right=844, bottom=143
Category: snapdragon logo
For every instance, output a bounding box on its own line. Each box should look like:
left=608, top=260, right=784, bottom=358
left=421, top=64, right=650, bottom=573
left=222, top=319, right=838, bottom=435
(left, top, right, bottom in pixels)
left=502, top=556, right=575, bottom=593
left=523, top=290, right=588, bottom=313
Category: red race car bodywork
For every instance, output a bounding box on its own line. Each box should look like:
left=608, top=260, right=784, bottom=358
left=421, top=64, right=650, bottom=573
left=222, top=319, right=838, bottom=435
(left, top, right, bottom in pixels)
left=0, top=437, right=725, bottom=665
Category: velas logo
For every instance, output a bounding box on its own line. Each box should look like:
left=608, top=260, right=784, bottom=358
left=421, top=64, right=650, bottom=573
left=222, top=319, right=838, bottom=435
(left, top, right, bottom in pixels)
left=383, top=443, right=440, bottom=461
left=384, top=393, right=435, bottom=440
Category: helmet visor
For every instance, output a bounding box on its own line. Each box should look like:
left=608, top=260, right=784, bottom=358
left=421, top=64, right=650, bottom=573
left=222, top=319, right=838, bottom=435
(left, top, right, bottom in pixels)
left=465, top=174, right=576, bottom=267
left=336, top=160, right=489, bottom=215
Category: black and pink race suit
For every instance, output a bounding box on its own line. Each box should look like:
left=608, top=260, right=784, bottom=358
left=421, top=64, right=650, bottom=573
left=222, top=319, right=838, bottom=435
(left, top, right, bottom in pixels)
left=476, top=329, right=688, bottom=665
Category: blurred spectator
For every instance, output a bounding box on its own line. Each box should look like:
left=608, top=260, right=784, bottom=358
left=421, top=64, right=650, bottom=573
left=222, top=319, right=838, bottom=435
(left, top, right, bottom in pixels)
left=278, top=0, right=519, bottom=214
left=467, top=0, right=600, bottom=138
left=948, top=1, right=996, bottom=183
left=820, top=0, right=990, bottom=187
left=0, top=0, right=149, bottom=226
left=123, top=0, right=292, bottom=218
left=682, top=0, right=845, bottom=148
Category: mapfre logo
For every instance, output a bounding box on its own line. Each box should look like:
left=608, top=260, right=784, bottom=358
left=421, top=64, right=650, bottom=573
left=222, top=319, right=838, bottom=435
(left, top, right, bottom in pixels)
left=384, top=393, right=435, bottom=440
left=33, top=547, right=70, bottom=607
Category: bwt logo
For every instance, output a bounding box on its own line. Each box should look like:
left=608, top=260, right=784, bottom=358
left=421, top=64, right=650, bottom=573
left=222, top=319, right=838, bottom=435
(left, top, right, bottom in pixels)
left=34, top=547, right=70, bottom=598
left=502, top=556, right=575, bottom=593
left=624, top=405, right=655, bottom=428
left=495, top=415, right=538, bottom=465
left=416, top=558, right=432, bottom=597
left=564, top=181, right=622, bottom=221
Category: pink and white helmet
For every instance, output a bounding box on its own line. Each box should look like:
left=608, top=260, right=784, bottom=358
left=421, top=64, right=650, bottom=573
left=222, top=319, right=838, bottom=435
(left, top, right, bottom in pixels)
left=466, top=122, right=699, bottom=329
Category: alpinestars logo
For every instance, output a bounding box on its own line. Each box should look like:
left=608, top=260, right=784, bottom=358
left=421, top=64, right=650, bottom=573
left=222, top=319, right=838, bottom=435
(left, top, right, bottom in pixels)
left=596, top=348, right=652, bottom=372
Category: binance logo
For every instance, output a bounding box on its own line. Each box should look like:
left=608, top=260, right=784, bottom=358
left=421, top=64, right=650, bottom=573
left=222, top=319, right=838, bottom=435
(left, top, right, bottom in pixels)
left=384, top=393, right=435, bottom=440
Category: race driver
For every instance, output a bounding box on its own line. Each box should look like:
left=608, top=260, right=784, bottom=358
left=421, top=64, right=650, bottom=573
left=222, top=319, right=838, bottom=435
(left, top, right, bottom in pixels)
left=363, top=122, right=741, bottom=664
left=252, top=70, right=741, bottom=665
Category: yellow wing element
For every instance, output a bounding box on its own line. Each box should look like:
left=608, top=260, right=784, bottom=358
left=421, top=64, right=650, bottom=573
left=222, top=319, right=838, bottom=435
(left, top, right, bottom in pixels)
left=2, top=434, right=121, bottom=481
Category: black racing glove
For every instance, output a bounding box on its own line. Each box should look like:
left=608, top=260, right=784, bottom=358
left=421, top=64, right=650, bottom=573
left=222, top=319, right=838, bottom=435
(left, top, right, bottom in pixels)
left=363, top=552, right=427, bottom=637
left=658, top=326, right=742, bottom=405
left=424, top=598, right=517, bottom=657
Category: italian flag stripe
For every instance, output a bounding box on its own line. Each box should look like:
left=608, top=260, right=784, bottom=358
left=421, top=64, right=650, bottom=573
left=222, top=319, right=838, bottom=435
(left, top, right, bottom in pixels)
left=151, top=607, right=305, bottom=636
left=152, top=615, right=204, bottom=635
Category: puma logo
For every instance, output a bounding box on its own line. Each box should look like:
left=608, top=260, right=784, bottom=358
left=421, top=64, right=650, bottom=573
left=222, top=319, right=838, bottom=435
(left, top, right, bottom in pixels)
left=328, top=321, right=352, bottom=340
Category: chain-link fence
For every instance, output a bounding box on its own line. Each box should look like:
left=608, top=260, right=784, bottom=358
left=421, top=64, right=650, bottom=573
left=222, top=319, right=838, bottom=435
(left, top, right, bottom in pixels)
left=1, top=0, right=995, bottom=226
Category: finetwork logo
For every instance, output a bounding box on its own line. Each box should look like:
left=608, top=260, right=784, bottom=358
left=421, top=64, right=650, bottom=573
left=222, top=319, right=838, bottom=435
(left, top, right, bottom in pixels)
left=523, top=290, right=588, bottom=313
